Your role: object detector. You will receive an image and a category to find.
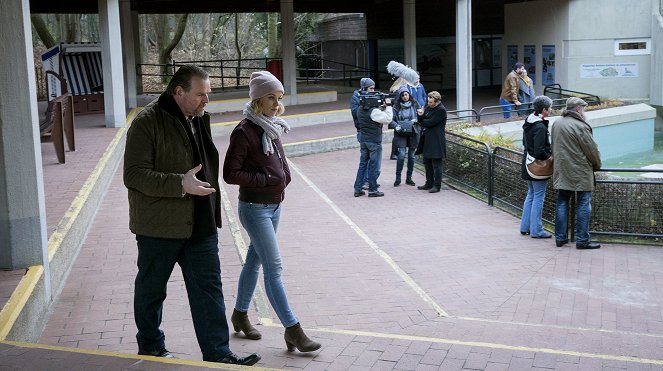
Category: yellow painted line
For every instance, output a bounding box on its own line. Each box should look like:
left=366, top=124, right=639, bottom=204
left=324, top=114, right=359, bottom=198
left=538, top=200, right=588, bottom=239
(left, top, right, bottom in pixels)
left=1, top=109, right=140, bottom=339
left=276, top=325, right=663, bottom=366
left=46, top=110, right=138, bottom=260
left=0, top=340, right=279, bottom=370
left=283, top=134, right=355, bottom=146
left=218, top=181, right=272, bottom=323
left=456, top=315, right=663, bottom=339
left=211, top=108, right=351, bottom=128
left=287, top=159, right=449, bottom=317
left=208, top=90, right=333, bottom=106
left=0, top=266, right=44, bottom=340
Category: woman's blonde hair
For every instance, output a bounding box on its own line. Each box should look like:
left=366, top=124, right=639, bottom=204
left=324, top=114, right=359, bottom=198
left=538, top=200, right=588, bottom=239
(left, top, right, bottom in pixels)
left=427, top=91, right=442, bottom=102
left=389, top=77, right=407, bottom=93
left=250, top=96, right=285, bottom=116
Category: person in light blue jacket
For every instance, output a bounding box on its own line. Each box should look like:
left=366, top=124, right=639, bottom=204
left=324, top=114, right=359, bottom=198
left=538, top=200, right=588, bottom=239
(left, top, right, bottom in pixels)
left=406, top=73, right=427, bottom=108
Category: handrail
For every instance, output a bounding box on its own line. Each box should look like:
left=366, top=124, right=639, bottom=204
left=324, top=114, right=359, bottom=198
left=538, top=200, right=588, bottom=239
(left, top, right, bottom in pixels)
left=543, top=84, right=601, bottom=105
left=447, top=109, right=479, bottom=123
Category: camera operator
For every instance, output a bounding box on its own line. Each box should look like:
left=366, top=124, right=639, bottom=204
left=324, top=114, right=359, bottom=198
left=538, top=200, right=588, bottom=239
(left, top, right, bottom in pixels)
left=350, top=78, right=375, bottom=190
left=353, top=93, right=393, bottom=198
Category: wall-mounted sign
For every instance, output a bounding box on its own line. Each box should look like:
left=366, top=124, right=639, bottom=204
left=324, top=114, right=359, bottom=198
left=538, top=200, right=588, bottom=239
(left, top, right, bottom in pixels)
left=580, top=63, right=638, bottom=78
left=507, top=45, right=518, bottom=71
left=523, top=45, right=536, bottom=83
left=542, top=45, right=555, bottom=86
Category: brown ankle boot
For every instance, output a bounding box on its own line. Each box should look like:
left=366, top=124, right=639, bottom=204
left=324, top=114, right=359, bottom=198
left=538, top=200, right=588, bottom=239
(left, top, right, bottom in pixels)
left=230, top=309, right=261, bottom=340
left=284, top=322, right=321, bottom=352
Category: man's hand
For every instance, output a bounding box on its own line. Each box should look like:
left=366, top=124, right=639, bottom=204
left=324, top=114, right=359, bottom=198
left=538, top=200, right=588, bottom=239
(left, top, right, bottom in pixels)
left=182, top=164, right=216, bottom=196
left=514, top=100, right=522, bottom=106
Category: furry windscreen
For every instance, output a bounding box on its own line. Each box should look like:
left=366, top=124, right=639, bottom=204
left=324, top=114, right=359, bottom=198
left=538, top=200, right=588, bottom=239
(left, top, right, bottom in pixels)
left=386, top=61, right=419, bottom=84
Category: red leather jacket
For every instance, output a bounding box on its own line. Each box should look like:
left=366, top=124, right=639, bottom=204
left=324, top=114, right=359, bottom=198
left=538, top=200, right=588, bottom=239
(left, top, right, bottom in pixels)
left=223, top=118, right=291, bottom=204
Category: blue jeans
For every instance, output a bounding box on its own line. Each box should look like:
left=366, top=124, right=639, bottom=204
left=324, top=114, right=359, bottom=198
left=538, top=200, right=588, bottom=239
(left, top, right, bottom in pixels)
left=236, top=201, right=297, bottom=328
left=354, top=141, right=382, bottom=192
left=356, top=132, right=368, bottom=185
left=396, top=147, right=415, bottom=179
left=519, top=180, right=548, bottom=237
left=134, top=234, right=231, bottom=361
left=499, top=97, right=513, bottom=119
left=555, top=190, right=592, bottom=244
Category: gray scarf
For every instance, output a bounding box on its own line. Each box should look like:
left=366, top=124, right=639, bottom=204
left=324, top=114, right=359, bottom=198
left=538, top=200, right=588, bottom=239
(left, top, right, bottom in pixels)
left=243, top=102, right=291, bottom=155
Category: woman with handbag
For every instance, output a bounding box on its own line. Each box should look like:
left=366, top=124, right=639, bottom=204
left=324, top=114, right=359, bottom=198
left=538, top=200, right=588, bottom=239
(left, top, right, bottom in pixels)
left=520, top=95, right=554, bottom=238
left=389, top=86, right=421, bottom=186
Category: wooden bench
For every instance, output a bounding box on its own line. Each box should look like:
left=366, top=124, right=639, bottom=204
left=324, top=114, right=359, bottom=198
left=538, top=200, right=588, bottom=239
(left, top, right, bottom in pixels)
left=40, top=94, right=75, bottom=164
left=41, top=71, right=75, bottom=164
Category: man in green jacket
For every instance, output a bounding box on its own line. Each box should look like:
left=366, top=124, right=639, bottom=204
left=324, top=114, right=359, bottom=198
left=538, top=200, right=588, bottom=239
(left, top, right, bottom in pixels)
left=123, top=65, right=260, bottom=365
left=551, top=97, right=602, bottom=249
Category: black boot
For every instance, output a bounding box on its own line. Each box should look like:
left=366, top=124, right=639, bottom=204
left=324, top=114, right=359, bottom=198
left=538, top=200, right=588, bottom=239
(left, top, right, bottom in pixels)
left=231, top=309, right=262, bottom=340
left=284, top=323, right=321, bottom=352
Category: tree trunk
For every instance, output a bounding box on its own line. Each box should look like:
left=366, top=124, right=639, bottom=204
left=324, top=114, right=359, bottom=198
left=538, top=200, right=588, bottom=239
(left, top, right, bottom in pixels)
left=157, top=14, right=189, bottom=82
left=31, top=15, right=56, bottom=49
left=234, top=13, right=242, bottom=87
left=267, top=13, right=279, bottom=58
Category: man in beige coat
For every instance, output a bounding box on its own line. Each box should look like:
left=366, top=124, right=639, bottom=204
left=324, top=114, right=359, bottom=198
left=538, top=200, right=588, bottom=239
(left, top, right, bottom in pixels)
left=551, top=97, right=602, bottom=249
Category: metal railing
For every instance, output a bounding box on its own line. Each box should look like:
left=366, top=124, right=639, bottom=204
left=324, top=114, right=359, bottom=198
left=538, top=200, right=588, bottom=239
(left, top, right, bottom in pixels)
left=136, top=56, right=445, bottom=92
left=437, top=134, right=663, bottom=243
left=137, top=58, right=269, bottom=92
left=543, top=84, right=601, bottom=105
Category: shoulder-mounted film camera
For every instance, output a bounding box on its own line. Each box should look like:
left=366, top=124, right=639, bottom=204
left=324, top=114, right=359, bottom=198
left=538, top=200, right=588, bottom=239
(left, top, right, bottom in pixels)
left=359, top=91, right=397, bottom=109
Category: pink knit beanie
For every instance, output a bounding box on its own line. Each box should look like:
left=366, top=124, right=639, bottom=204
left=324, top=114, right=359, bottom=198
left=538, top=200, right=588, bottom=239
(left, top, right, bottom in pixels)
left=249, top=71, right=284, bottom=100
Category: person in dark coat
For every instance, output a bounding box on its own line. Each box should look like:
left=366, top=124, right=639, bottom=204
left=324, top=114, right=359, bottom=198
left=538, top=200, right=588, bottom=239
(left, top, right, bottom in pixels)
left=350, top=77, right=375, bottom=188
left=415, top=91, right=447, bottom=193
left=519, top=95, right=553, bottom=239
left=388, top=85, right=421, bottom=186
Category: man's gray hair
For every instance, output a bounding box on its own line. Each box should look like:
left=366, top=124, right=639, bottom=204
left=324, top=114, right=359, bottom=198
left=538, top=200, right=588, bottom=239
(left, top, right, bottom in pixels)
left=532, top=95, right=553, bottom=114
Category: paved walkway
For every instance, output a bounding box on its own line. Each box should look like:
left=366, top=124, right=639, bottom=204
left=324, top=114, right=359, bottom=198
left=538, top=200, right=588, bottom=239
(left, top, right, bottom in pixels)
left=2, top=89, right=663, bottom=370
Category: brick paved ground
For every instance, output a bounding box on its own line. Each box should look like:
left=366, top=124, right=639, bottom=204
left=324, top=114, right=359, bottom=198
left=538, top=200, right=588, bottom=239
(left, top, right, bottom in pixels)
left=35, top=130, right=663, bottom=370
left=3, top=89, right=663, bottom=370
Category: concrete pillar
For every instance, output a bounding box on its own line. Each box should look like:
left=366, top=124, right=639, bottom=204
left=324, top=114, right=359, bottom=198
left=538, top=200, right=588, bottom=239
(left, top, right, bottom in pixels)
left=280, top=0, right=298, bottom=104
left=99, top=0, right=127, bottom=127
left=0, top=0, right=51, bottom=287
left=403, top=0, right=417, bottom=71
left=456, top=0, right=473, bottom=111
left=120, top=2, right=138, bottom=108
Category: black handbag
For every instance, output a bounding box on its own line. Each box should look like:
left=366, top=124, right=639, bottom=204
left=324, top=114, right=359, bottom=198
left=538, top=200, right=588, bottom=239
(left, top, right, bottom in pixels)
left=396, top=120, right=416, bottom=136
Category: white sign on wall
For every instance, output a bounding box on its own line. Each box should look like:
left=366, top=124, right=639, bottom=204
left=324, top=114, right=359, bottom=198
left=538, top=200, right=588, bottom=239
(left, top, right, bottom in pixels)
left=580, top=63, right=638, bottom=78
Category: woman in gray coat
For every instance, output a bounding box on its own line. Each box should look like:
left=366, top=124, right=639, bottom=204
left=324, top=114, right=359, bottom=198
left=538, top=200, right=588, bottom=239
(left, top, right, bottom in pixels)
left=389, top=86, right=421, bottom=186
left=415, top=91, right=447, bottom=193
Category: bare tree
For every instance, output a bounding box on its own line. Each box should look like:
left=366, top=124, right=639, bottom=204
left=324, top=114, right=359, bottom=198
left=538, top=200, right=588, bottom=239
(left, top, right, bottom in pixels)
left=153, top=14, right=189, bottom=81
left=31, top=15, right=56, bottom=48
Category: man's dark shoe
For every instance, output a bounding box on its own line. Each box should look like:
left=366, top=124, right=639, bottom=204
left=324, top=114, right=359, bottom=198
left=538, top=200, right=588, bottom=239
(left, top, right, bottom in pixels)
left=405, top=178, right=416, bottom=186
left=354, top=191, right=365, bottom=197
left=368, top=191, right=384, bottom=197
left=417, top=185, right=431, bottom=190
left=217, top=352, right=261, bottom=366
left=520, top=231, right=530, bottom=236
left=138, top=349, right=175, bottom=358
left=576, top=242, right=601, bottom=250
left=555, top=239, right=569, bottom=247
left=531, top=232, right=552, bottom=239
left=428, top=187, right=440, bottom=193
left=394, top=179, right=401, bottom=187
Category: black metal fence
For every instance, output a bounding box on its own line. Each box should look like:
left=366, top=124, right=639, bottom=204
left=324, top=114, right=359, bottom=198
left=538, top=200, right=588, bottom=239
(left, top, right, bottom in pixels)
left=440, top=133, right=663, bottom=244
